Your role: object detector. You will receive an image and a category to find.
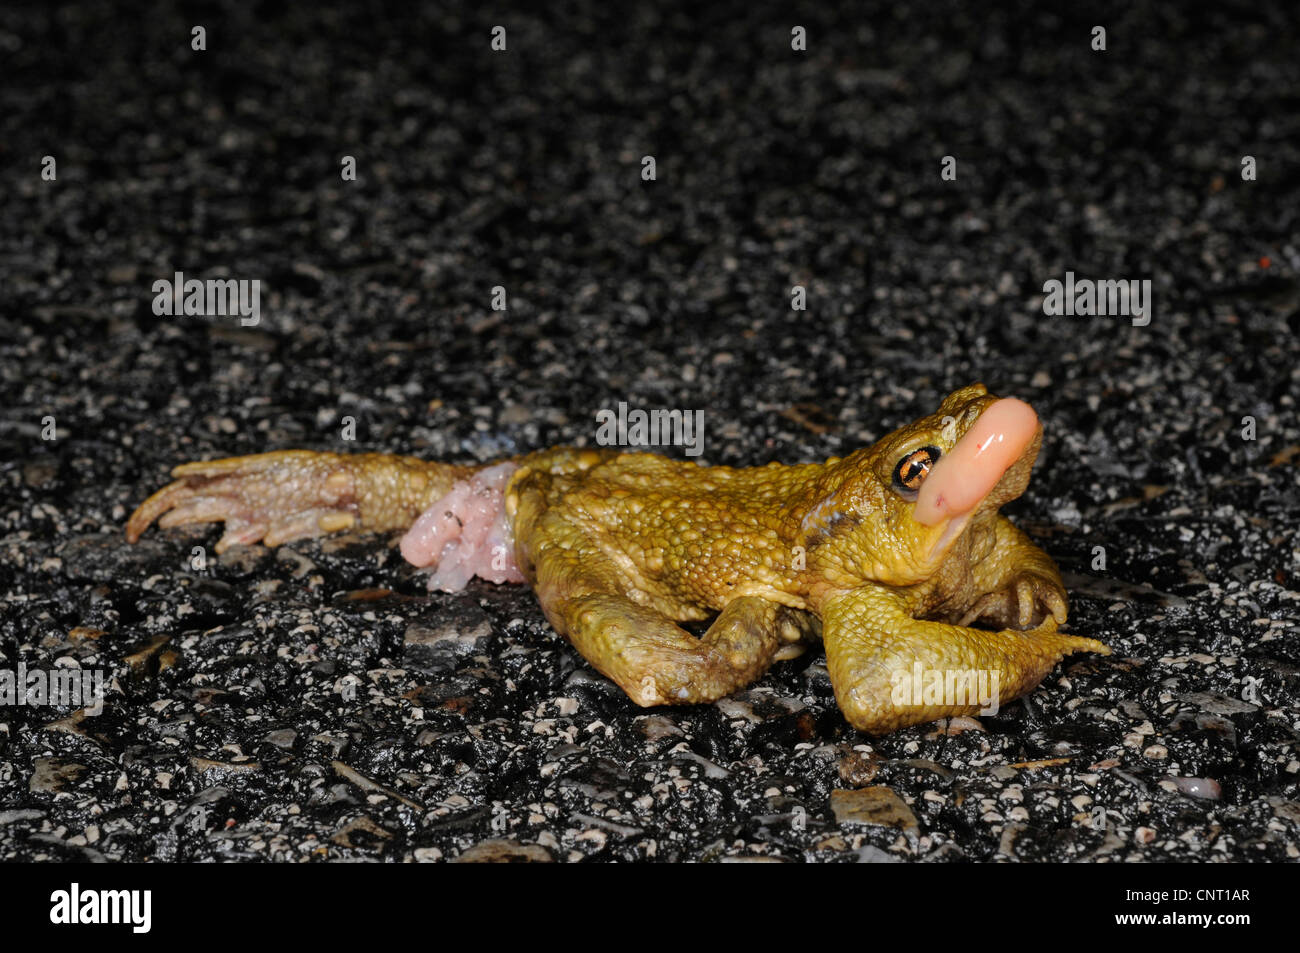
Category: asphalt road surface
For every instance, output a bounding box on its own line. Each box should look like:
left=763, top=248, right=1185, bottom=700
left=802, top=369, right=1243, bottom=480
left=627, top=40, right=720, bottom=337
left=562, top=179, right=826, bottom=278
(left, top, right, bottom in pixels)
left=1, top=0, right=1298, bottom=862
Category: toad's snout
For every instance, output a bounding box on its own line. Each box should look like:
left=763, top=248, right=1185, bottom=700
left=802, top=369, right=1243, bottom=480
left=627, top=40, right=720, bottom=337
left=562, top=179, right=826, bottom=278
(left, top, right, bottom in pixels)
left=914, top=397, right=1039, bottom=527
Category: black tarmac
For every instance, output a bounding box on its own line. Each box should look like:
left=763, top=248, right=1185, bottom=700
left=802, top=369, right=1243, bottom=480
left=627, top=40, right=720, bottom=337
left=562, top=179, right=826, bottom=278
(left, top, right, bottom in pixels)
left=1, top=1, right=1298, bottom=861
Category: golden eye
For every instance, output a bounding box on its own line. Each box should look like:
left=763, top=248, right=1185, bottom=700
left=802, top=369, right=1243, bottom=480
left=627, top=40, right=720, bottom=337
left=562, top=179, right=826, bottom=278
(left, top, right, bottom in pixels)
left=891, top=446, right=941, bottom=499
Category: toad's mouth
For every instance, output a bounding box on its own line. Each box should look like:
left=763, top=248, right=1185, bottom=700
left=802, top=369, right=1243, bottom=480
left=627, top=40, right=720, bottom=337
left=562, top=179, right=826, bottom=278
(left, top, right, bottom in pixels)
left=912, top=397, right=1041, bottom=566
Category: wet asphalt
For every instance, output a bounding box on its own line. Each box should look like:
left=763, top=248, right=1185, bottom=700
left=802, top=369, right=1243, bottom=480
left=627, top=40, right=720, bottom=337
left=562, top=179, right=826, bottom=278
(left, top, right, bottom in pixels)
left=1, top=1, right=1298, bottom=861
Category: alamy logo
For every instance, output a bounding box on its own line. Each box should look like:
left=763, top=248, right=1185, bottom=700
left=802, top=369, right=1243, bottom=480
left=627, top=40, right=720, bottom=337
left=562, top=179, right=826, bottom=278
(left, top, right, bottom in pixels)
left=1042, top=271, right=1151, bottom=326
left=0, top=663, right=105, bottom=716
left=595, top=402, right=705, bottom=457
left=49, top=883, right=151, bottom=933
left=152, top=271, right=261, bottom=326
left=890, top=662, right=1001, bottom=715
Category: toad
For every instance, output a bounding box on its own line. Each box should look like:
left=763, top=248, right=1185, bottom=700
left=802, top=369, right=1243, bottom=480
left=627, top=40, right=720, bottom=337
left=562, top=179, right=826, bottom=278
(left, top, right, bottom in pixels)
left=126, top=383, right=1108, bottom=734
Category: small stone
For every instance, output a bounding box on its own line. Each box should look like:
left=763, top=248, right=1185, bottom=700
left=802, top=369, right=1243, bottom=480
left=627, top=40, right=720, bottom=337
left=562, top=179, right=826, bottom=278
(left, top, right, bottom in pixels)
left=1164, top=777, right=1222, bottom=800
left=715, top=691, right=804, bottom=723
left=500, top=405, right=533, bottom=426
left=331, top=815, right=393, bottom=848
left=855, top=845, right=902, bottom=863
left=263, top=728, right=297, bottom=750
left=1179, top=691, right=1258, bottom=715
left=837, top=748, right=881, bottom=787
left=452, top=839, right=553, bottom=863
left=403, top=603, right=494, bottom=673
left=28, top=758, right=87, bottom=794
left=0, top=809, right=45, bottom=825
left=636, top=715, right=684, bottom=742
left=830, top=786, right=919, bottom=836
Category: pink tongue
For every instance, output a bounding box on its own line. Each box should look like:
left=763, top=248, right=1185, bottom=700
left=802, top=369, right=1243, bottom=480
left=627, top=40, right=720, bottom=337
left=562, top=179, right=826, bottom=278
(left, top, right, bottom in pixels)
left=914, top=398, right=1038, bottom=526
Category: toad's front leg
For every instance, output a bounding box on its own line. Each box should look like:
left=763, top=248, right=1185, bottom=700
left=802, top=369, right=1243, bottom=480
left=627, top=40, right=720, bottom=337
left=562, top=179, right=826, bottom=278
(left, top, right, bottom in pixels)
left=957, top=516, right=1070, bottom=629
left=816, top=585, right=1108, bottom=735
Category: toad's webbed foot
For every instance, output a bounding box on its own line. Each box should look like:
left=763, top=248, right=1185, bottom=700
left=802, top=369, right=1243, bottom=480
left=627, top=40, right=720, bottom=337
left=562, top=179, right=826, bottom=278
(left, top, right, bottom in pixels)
left=818, top=585, right=1108, bottom=735
left=957, top=569, right=1069, bottom=630
left=127, top=451, right=473, bottom=552
left=957, top=516, right=1069, bottom=630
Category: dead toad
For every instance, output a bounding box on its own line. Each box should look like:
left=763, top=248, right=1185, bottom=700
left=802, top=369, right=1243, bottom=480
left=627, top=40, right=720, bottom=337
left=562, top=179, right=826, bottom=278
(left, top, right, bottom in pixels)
left=126, top=383, right=1108, bottom=734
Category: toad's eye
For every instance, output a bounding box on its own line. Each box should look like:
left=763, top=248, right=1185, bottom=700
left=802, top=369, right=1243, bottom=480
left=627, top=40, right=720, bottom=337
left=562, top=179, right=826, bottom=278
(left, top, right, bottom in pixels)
left=891, top=446, right=941, bottom=500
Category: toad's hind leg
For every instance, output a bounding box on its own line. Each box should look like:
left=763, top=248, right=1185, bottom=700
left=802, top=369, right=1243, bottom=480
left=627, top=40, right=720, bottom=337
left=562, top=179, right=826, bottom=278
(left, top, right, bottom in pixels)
left=531, top=553, right=817, bottom=705
left=126, top=450, right=478, bottom=552
left=549, top=588, right=817, bottom=705
left=507, top=454, right=817, bottom=705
